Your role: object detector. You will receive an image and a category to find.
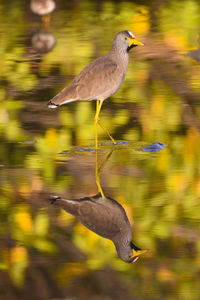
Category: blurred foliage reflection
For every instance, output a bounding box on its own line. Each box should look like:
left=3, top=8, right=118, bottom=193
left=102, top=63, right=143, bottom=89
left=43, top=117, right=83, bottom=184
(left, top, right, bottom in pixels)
left=0, top=0, right=200, bottom=299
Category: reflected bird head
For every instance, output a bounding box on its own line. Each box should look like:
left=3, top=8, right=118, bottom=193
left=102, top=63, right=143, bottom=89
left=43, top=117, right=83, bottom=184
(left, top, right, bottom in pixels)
left=129, top=242, right=147, bottom=263
left=117, top=241, right=147, bottom=263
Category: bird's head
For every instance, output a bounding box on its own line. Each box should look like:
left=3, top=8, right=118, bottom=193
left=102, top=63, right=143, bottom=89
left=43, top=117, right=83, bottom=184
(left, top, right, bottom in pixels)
left=113, top=30, right=144, bottom=53
left=116, top=241, right=147, bottom=263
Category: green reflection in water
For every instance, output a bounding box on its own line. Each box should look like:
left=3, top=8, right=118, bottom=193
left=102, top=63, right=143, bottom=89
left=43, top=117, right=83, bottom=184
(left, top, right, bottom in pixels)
left=0, top=0, right=200, bottom=299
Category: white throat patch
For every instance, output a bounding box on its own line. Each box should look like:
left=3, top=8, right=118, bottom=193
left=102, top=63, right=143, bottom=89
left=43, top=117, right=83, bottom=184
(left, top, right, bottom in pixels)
left=128, top=31, right=135, bottom=38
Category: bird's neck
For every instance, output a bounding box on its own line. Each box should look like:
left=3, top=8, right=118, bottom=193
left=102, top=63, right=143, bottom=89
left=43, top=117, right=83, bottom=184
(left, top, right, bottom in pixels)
left=109, top=46, right=129, bottom=64
left=113, top=237, right=131, bottom=260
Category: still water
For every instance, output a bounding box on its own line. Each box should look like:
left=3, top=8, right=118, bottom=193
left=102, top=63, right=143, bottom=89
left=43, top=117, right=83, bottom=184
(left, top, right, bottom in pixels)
left=0, top=0, right=200, bottom=299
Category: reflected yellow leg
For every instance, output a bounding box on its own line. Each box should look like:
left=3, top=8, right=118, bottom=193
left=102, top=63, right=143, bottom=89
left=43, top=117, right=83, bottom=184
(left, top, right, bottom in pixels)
left=98, top=145, right=115, bottom=174
left=94, top=100, right=116, bottom=149
left=95, top=150, right=105, bottom=198
left=95, top=145, right=115, bottom=198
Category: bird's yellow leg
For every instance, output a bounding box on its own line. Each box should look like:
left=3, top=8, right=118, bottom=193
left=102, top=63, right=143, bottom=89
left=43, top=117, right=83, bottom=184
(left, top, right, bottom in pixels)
left=98, top=119, right=116, bottom=145
left=94, top=100, right=102, bottom=149
left=41, top=14, right=50, bottom=28
left=94, top=100, right=116, bottom=146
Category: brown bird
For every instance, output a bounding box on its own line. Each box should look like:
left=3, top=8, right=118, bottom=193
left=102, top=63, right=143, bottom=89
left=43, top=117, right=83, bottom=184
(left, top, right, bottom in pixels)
left=30, top=0, right=55, bottom=16
left=48, top=31, right=143, bottom=148
left=50, top=193, right=146, bottom=263
left=30, top=0, right=56, bottom=27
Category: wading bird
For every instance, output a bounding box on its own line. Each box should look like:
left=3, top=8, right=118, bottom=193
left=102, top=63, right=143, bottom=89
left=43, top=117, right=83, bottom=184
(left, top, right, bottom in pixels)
left=48, top=31, right=143, bottom=148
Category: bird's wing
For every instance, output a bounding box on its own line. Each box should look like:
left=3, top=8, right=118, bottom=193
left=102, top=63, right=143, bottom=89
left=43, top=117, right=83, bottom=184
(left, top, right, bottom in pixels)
left=50, top=195, right=129, bottom=239
left=73, top=56, right=120, bottom=99
left=77, top=198, right=124, bottom=238
left=49, top=56, right=120, bottom=105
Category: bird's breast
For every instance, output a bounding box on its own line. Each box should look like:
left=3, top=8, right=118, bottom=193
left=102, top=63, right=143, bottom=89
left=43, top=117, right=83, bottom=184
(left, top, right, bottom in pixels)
left=97, top=68, right=127, bottom=101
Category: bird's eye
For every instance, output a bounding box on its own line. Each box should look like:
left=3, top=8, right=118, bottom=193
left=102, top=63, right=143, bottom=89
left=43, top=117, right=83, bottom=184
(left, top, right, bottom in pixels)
left=124, top=37, right=127, bottom=40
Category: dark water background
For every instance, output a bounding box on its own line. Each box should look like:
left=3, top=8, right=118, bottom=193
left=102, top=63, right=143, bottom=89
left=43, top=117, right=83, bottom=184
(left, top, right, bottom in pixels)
left=0, top=0, right=200, bottom=299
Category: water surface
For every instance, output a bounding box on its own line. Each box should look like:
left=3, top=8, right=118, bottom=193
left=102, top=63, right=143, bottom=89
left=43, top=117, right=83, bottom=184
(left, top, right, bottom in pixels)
left=0, top=0, right=200, bottom=299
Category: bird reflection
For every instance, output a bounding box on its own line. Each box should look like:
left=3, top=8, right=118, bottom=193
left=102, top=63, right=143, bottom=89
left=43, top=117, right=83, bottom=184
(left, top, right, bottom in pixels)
left=31, top=29, right=56, bottom=54
left=50, top=148, right=147, bottom=263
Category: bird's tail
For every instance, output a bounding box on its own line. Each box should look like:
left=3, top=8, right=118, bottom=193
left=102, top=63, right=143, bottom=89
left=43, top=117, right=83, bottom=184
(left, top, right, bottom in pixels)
left=48, top=97, right=77, bottom=108
left=49, top=195, right=61, bottom=204
left=49, top=195, right=80, bottom=216
left=48, top=83, right=79, bottom=108
left=48, top=100, right=60, bottom=108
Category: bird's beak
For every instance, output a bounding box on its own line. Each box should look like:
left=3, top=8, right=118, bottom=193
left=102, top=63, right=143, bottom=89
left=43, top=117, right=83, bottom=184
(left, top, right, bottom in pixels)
left=128, top=38, right=144, bottom=47
left=131, top=249, right=147, bottom=262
